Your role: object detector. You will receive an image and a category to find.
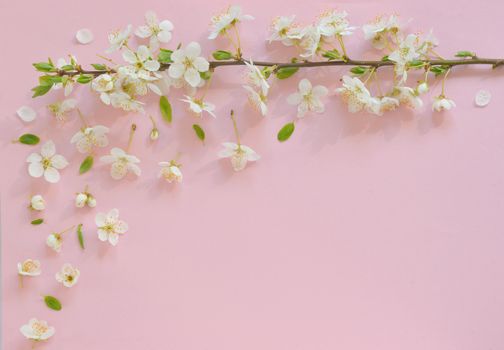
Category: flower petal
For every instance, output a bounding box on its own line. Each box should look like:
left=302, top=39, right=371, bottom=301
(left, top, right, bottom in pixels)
left=51, top=155, right=68, bottom=169
left=44, top=167, right=60, bottom=183
left=28, top=162, right=44, bottom=178
left=41, top=141, right=56, bottom=158
left=184, top=68, right=201, bottom=87
left=17, top=106, right=36, bottom=122
left=76, top=28, right=94, bottom=44
left=185, top=42, right=201, bottom=58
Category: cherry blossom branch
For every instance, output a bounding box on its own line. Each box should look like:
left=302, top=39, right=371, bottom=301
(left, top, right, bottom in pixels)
left=58, top=57, right=504, bottom=77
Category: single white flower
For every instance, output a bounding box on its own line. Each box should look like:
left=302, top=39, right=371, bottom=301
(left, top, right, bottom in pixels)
left=20, top=318, right=55, bottom=342
left=109, top=91, right=145, bottom=113
left=393, top=86, right=423, bottom=109
left=371, top=96, right=400, bottom=115
left=75, top=193, right=88, bottom=208
left=135, top=11, right=173, bottom=50
left=362, top=15, right=400, bottom=49
left=47, top=99, right=77, bottom=122
left=92, top=74, right=114, bottom=104
left=17, top=106, right=37, bottom=122
left=96, top=208, right=128, bottom=246
left=299, top=25, right=322, bottom=58
left=27, top=141, right=68, bottom=183
left=287, top=78, right=328, bottom=118
left=244, top=60, right=269, bottom=95
left=106, top=25, right=132, bottom=52
left=30, top=195, right=45, bottom=211
left=218, top=142, right=260, bottom=171
left=76, top=28, right=93, bottom=44
left=70, top=125, right=109, bottom=154
left=268, top=15, right=301, bottom=45
left=335, top=75, right=374, bottom=113
left=18, top=259, right=41, bottom=277
left=46, top=233, right=63, bottom=253
left=158, top=161, right=183, bottom=183
left=100, top=147, right=141, bottom=180
left=168, top=42, right=209, bottom=87
left=417, top=81, right=429, bottom=94
left=317, top=10, right=356, bottom=37
left=122, top=45, right=161, bottom=79
left=389, top=34, right=421, bottom=82
left=55, top=263, right=80, bottom=288
left=208, top=5, right=254, bottom=40
left=432, top=95, right=456, bottom=112
left=180, top=95, right=216, bottom=118
left=243, top=85, right=268, bottom=116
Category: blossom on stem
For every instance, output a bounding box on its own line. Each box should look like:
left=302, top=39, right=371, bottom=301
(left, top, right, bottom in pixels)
left=243, top=85, right=268, bottom=116
left=218, top=142, right=260, bottom=171
left=362, top=15, right=400, bottom=50
left=158, top=161, right=183, bottom=183
left=268, top=15, right=301, bottom=45
left=135, top=11, right=174, bottom=51
left=317, top=10, right=356, bottom=37
left=244, top=60, right=269, bottom=95
left=47, top=99, right=77, bottom=122
left=168, top=42, right=209, bottom=87
left=208, top=5, right=254, bottom=40
left=432, top=95, right=456, bottom=111
left=335, top=75, right=374, bottom=113
left=106, top=25, right=132, bottom=52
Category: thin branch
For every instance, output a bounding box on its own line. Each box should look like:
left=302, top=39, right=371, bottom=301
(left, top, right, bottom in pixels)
left=56, top=57, right=504, bottom=77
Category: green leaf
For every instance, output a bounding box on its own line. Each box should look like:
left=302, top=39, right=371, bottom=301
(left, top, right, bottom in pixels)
left=350, top=66, right=368, bottom=75
left=79, top=155, right=94, bottom=174
left=157, top=49, right=173, bottom=63
left=39, top=75, right=62, bottom=85
left=31, top=84, right=52, bottom=98
left=18, top=134, right=40, bottom=145
left=77, top=224, right=85, bottom=250
left=212, top=50, right=233, bottom=60
left=277, top=122, right=295, bottom=142
left=91, top=63, right=107, bottom=70
left=275, top=67, right=299, bottom=79
left=76, top=74, right=93, bottom=84
left=192, top=124, right=205, bottom=142
left=455, top=50, right=476, bottom=58
left=381, top=55, right=391, bottom=62
left=159, top=96, right=172, bottom=123
left=31, top=218, right=44, bottom=225
left=322, top=49, right=342, bottom=61
left=60, top=64, right=74, bottom=71
left=408, top=60, right=425, bottom=69
left=200, top=71, right=212, bottom=80
left=430, top=65, right=449, bottom=76
left=44, top=295, right=62, bottom=311
left=33, top=62, right=54, bottom=72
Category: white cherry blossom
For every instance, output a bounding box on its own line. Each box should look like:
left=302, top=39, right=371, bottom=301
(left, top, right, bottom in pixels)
left=27, top=141, right=68, bottom=183
left=394, top=86, right=423, bottom=109
left=55, top=263, right=80, bottom=288
left=158, top=161, right=183, bottom=183
left=218, top=142, right=260, bottom=171
left=243, top=85, right=268, bottom=116
left=363, top=15, right=400, bottom=49
left=180, top=96, right=216, bottom=118
left=109, top=91, right=145, bottom=112
left=432, top=95, right=456, bottom=111
left=47, top=98, right=77, bottom=122
left=335, top=76, right=374, bottom=113
left=70, top=125, right=109, bottom=153
left=100, top=147, right=141, bottom=180
left=92, top=74, right=114, bottom=104
left=20, top=318, right=55, bottom=342
left=168, top=42, right=209, bottom=87
left=268, top=15, right=301, bottom=45
left=122, top=45, right=161, bottom=80
left=208, top=5, right=254, bottom=40
left=135, top=11, right=174, bottom=50
left=287, top=78, right=328, bottom=118
left=46, top=233, right=63, bottom=253
left=30, top=195, right=45, bottom=211
left=106, top=25, right=132, bottom=52
left=96, top=208, right=128, bottom=246
left=389, top=34, right=421, bottom=82
left=299, top=25, right=322, bottom=58
left=244, top=60, right=269, bottom=95
left=317, top=10, right=356, bottom=37
left=18, top=259, right=41, bottom=277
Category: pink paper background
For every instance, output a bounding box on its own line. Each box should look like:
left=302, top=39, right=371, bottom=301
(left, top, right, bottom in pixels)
left=2, top=0, right=504, bottom=349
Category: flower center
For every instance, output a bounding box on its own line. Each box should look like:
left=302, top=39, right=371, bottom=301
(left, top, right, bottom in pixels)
left=42, top=158, right=52, bottom=169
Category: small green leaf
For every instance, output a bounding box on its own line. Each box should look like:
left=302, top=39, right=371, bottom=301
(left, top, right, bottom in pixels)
left=91, top=63, right=107, bottom=70
left=212, top=50, right=233, bottom=60
left=350, top=66, right=368, bottom=75
left=60, top=64, right=74, bottom=71
left=381, top=55, right=391, bottom=62
left=77, top=224, right=85, bottom=250
left=408, top=60, right=425, bottom=68
left=159, top=96, right=172, bottom=123
left=277, top=122, right=295, bottom=142
left=322, top=49, right=342, bottom=61
left=44, top=295, right=62, bottom=311
left=31, top=84, right=52, bottom=98
left=192, top=124, right=205, bottom=142
left=455, top=50, right=476, bottom=58
left=79, top=155, right=94, bottom=174
left=18, top=134, right=40, bottom=145
left=33, top=62, right=54, bottom=72
left=76, top=74, right=93, bottom=84
left=31, top=218, right=44, bottom=225
left=200, top=71, right=212, bottom=80
left=430, top=65, right=449, bottom=76
left=157, top=49, right=173, bottom=63
left=275, top=67, right=299, bottom=79
left=39, top=75, right=62, bottom=85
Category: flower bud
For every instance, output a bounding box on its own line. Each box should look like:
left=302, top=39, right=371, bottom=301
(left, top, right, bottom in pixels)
left=30, top=195, right=45, bottom=211
left=417, top=82, right=429, bottom=94
left=75, top=193, right=88, bottom=208
left=150, top=128, right=159, bottom=140
left=87, top=195, right=97, bottom=208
